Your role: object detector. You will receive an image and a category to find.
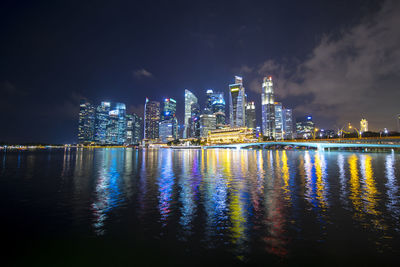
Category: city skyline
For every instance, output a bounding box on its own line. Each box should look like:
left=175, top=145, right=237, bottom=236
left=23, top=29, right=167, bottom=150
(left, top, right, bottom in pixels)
left=1, top=1, right=400, bottom=143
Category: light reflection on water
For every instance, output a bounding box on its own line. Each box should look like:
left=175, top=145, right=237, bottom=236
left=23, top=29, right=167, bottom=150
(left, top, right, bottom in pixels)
left=1, top=148, right=400, bottom=262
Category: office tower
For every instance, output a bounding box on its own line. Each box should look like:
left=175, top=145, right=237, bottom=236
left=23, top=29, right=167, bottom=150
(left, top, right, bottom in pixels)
left=144, top=98, right=160, bottom=140
left=184, top=90, right=198, bottom=138
left=78, top=100, right=95, bottom=144
left=261, top=76, right=275, bottom=139
left=126, top=114, right=134, bottom=144
left=284, top=108, right=293, bottom=139
left=161, top=98, right=178, bottom=139
left=229, top=76, right=246, bottom=127
left=245, top=101, right=256, bottom=129
left=132, top=113, right=143, bottom=144
left=106, top=102, right=126, bottom=144
left=200, top=114, right=216, bottom=137
left=275, top=102, right=284, bottom=140
left=211, top=91, right=226, bottom=128
left=296, top=115, right=315, bottom=139
left=189, top=103, right=201, bottom=138
left=126, top=113, right=142, bottom=144
left=94, top=101, right=111, bottom=144
left=159, top=119, right=178, bottom=143
left=204, top=89, right=214, bottom=114
left=360, top=118, right=368, bottom=133
left=162, top=98, right=177, bottom=120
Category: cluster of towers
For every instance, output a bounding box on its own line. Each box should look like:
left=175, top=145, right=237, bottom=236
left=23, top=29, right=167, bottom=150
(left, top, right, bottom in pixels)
left=143, top=75, right=291, bottom=143
left=78, top=75, right=293, bottom=144
left=78, top=101, right=142, bottom=145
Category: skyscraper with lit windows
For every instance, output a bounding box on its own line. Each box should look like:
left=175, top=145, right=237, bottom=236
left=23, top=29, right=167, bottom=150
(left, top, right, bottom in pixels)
left=229, top=76, right=246, bottom=127
left=261, top=76, right=275, bottom=139
left=78, top=100, right=95, bottom=144
left=184, top=90, right=198, bottom=138
left=94, top=101, right=111, bottom=144
left=245, top=101, right=256, bottom=129
left=144, top=98, right=160, bottom=140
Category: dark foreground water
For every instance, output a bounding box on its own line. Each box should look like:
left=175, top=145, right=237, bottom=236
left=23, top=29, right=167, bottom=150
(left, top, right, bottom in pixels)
left=1, top=148, right=400, bottom=266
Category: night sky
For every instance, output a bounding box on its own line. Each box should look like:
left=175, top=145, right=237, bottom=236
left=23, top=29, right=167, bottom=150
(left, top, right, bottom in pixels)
left=1, top=0, right=399, bottom=144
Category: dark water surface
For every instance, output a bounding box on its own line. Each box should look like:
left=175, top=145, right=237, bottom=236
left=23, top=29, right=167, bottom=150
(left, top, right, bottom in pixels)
left=1, top=148, right=400, bottom=266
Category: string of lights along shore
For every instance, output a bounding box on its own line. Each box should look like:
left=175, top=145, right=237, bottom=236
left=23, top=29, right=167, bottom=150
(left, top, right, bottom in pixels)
left=77, top=76, right=376, bottom=146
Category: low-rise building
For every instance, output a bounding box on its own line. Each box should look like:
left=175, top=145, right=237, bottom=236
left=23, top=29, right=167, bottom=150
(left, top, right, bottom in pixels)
left=207, top=127, right=256, bottom=145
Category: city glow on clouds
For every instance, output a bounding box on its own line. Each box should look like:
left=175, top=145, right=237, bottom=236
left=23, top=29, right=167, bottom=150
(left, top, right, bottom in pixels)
left=133, top=68, right=154, bottom=79
left=247, top=0, right=400, bottom=130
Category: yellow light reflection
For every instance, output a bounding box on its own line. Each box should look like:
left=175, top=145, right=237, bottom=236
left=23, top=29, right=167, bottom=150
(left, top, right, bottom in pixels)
left=348, top=154, right=363, bottom=220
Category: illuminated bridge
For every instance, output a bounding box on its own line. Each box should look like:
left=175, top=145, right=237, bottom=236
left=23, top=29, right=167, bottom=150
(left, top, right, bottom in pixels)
left=204, top=138, right=400, bottom=151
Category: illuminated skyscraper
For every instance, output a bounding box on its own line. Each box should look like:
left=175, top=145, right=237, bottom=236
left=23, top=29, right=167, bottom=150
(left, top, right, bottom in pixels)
left=94, top=101, right=111, bottom=144
left=284, top=108, right=293, bottom=139
left=296, top=115, right=315, bottom=139
left=189, top=103, right=201, bottom=138
left=144, top=98, right=160, bottom=140
left=229, top=76, right=246, bottom=127
left=204, top=89, right=214, bottom=114
left=184, top=90, right=198, bottom=138
left=126, top=113, right=142, bottom=144
left=261, top=76, right=275, bottom=139
left=245, top=101, right=256, bottom=129
left=106, top=102, right=126, bottom=144
left=161, top=98, right=178, bottom=140
left=275, top=102, right=284, bottom=140
left=360, top=118, right=368, bottom=133
left=200, top=114, right=216, bottom=137
left=78, top=100, right=95, bottom=144
left=162, top=98, right=177, bottom=120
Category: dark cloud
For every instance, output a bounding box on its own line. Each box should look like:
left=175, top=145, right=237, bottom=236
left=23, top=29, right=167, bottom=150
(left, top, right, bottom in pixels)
left=245, top=0, right=400, bottom=131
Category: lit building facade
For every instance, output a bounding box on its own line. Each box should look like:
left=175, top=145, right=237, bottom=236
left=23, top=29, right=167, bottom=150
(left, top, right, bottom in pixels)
left=261, top=76, right=275, bottom=139
left=184, top=90, right=198, bottom=138
left=200, top=114, right=216, bottom=137
left=189, top=103, right=201, bottom=138
left=94, top=101, right=111, bottom=143
left=296, top=116, right=315, bottom=139
left=284, top=108, right=293, bottom=139
left=245, top=101, right=256, bottom=129
left=229, top=76, right=246, bottom=127
left=159, top=119, right=177, bottom=143
left=275, top=102, right=284, bottom=140
left=78, top=100, right=95, bottom=144
left=211, top=91, right=226, bottom=127
left=144, top=98, right=160, bottom=140
left=360, top=118, right=368, bottom=133
left=106, top=102, right=127, bottom=144
left=126, top=113, right=142, bottom=145
left=207, top=127, right=256, bottom=145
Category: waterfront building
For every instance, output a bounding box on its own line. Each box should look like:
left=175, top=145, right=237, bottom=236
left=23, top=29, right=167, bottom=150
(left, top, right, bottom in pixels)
left=144, top=98, right=160, bottom=140
left=284, top=108, right=293, bottom=139
left=126, top=113, right=142, bottom=145
left=229, top=76, right=246, bottom=127
left=78, top=100, right=95, bottom=144
left=162, top=98, right=177, bottom=120
left=159, top=119, right=177, bottom=143
left=200, top=114, right=216, bottom=137
left=204, top=89, right=214, bottom=114
left=184, top=90, right=198, bottom=138
left=275, top=102, right=284, bottom=140
left=207, top=127, right=256, bottom=145
left=360, top=118, right=368, bottom=133
left=106, top=102, right=126, bottom=144
left=296, top=115, right=315, bottom=139
left=161, top=98, right=178, bottom=140
left=94, top=101, right=111, bottom=144
left=189, top=103, right=201, bottom=138
left=261, top=76, right=275, bottom=139
left=245, top=101, right=256, bottom=129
